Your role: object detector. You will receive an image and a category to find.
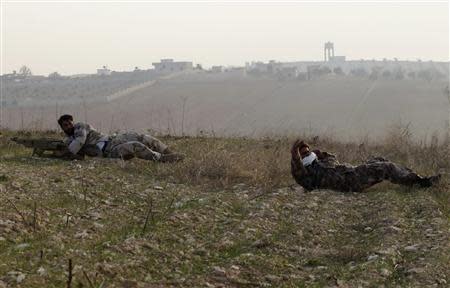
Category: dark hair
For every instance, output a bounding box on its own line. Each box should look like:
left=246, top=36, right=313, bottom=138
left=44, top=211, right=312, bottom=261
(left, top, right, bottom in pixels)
left=298, top=141, right=310, bottom=150
left=58, top=114, right=73, bottom=126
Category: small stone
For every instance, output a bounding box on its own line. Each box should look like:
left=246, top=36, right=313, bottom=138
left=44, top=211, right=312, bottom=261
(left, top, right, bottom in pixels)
left=380, top=268, right=391, bottom=277
left=37, top=266, right=46, bottom=276
left=389, top=225, right=402, bottom=232
left=404, top=244, right=420, bottom=252
left=15, top=243, right=30, bottom=250
left=212, top=266, right=226, bottom=277
left=364, top=227, right=373, bottom=232
left=153, top=186, right=164, bottom=190
left=16, top=273, right=26, bottom=283
left=88, top=211, right=102, bottom=220
left=367, top=254, right=379, bottom=261
left=7, top=272, right=26, bottom=284
left=307, top=202, right=318, bottom=209
left=407, top=267, right=425, bottom=274
left=75, top=230, right=89, bottom=239
left=377, top=247, right=396, bottom=255
left=144, top=274, right=152, bottom=281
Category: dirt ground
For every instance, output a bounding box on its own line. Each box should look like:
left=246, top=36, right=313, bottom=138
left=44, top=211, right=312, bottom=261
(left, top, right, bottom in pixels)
left=0, top=131, right=448, bottom=287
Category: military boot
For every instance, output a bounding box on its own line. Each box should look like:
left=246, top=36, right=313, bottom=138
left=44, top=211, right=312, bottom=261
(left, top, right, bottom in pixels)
left=419, top=174, right=441, bottom=188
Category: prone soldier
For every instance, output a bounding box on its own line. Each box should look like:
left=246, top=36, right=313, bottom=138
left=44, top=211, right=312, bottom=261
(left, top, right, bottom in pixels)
left=291, top=139, right=440, bottom=192
left=57, top=114, right=184, bottom=162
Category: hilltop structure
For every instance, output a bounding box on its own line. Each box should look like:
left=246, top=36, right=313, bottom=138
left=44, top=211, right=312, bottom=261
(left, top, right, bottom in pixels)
left=245, top=42, right=448, bottom=80
left=97, top=66, right=112, bottom=76
left=152, top=59, right=193, bottom=74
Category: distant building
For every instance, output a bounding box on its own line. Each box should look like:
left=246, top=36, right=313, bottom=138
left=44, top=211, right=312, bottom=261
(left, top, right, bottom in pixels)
left=249, top=61, right=270, bottom=73
left=2, top=71, right=19, bottom=80
left=268, top=60, right=284, bottom=74
left=278, top=67, right=299, bottom=79
left=211, top=66, right=224, bottom=73
left=97, top=66, right=112, bottom=76
left=227, top=67, right=247, bottom=77
left=152, top=59, right=193, bottom=73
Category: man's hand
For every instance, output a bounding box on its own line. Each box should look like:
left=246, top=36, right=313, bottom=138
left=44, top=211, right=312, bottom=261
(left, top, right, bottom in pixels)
left=53, top=147, right=85, bottom=160
left=290, top=139, right=307, bottom=176
left=291, top=139, right=302, bottom=161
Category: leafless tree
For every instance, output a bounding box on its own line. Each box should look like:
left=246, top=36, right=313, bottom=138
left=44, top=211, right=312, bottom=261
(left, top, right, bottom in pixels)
left=19, top=65, right=32, bottom=77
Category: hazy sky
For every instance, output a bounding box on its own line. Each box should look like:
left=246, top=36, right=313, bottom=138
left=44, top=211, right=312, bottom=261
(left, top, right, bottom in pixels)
left=2, top=1, right=449, bottom=75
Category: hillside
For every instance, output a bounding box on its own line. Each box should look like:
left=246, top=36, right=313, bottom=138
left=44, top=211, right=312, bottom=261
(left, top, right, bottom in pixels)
left=0, top=130, right=448, bottom=287
left=2, top=70, right=158, bottom=107
left=3, top=74, right=448, bottom=141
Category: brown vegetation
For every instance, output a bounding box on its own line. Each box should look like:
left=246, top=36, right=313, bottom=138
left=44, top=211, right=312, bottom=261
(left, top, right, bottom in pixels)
left=0, top=129, right=448, bottom=287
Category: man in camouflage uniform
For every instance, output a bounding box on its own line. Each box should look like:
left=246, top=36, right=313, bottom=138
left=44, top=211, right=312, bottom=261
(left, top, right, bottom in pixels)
left=57, top=114, right=183, bottom=162
left=291, top=140, right=440, bottom=192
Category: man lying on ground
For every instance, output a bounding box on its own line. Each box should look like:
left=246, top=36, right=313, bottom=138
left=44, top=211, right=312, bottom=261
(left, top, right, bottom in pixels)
left=57, top=114, right=184, bottom=162
left=291, top=139, right=440, bottom=192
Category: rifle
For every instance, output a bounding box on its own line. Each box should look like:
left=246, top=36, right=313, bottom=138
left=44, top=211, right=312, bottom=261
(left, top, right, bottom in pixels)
left=10, top=137, right=84, bottom=160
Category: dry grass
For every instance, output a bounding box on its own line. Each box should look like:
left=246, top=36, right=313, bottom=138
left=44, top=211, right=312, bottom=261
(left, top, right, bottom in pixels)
left=0, top=128, right=448, bottom=287
left=154, top=126, right=450, bottom=220
left=150, top=137, right=290, bottom=190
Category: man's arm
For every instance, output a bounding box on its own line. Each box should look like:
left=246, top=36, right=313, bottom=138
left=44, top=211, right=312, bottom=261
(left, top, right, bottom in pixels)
left=63, top=135, right=72, bottom=145
left=67, top=124, right=88, bottom=154
left=291, top=140, right=307, bottom=184
left=312, top=149, right=336, bottom=160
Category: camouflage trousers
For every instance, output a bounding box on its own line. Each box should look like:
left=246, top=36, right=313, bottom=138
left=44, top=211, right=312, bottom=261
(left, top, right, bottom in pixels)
left=326, top=157, right=424, bottom=192
left=105, top=132, right=168, bottom=161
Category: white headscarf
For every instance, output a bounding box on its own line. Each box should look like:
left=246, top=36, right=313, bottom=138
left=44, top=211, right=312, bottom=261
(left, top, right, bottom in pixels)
left=302, top=152, right=317, bottom=167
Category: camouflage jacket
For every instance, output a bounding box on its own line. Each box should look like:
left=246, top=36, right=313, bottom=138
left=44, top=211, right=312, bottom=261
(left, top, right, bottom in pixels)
left=64, top=122, right=108, bottom=154
left=291, top=150, right=356, bottom=191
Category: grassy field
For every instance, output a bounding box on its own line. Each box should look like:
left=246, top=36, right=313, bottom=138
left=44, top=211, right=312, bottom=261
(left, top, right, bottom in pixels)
left=0, top=130, right=448, bottom=287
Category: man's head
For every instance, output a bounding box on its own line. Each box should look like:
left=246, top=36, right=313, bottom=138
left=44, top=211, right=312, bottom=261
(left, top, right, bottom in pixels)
left=292, top=139, right=311, bottom=160
left=58, top=114, right=74, bottom=135
left=298, top=141, right=311, bottom=159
